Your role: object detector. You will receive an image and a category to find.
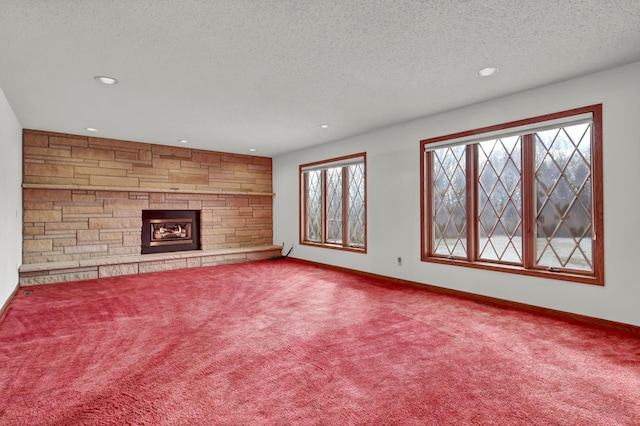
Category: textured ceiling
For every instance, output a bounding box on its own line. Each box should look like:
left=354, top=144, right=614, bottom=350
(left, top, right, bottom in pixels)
left=1, top=1, right=639, bottom=157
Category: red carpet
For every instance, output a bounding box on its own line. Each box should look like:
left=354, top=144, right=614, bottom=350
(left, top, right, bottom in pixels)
left=1, top=259, right=639, bottom=425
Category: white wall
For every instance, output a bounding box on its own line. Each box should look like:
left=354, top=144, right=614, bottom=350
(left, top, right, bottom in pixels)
left=274, top=61, right=640, bottom=327
left=0, top=86, right=22, bottom=309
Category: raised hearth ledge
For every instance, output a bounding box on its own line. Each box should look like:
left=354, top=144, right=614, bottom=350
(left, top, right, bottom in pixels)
left=19, top=245, right=283, bottom=286
left=22, top=183, right=275, bottom=197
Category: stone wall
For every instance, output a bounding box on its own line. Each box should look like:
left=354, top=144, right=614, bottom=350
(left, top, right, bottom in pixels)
left=22, top=129, right=275, bottom=271
left=23, top=130, right=271, bottom=193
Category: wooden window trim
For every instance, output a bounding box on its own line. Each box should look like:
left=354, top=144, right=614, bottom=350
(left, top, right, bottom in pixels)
left=299, top=153, right=367, bottom=253
left=420, top=104, right=604, bottom=285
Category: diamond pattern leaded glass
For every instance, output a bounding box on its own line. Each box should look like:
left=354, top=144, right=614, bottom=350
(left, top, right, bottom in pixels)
left=534, top=123, right=592, bottom=271
left=477, top=137, right=523, bottom=264
left=325, top=167, right=343, bottom=244
left=303, top=158, right=366, bottom=249
left=432, top=146, right=467, bottom=257
left=305, top=170, right=322, bottom=242
left=347, top=163, right=365, bottom=246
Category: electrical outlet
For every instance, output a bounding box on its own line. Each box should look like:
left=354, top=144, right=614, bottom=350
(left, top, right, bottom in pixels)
left=397, top=257, right=402, bottom=266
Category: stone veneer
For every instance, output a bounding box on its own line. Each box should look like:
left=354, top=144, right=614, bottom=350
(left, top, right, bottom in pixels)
left=20, top=130, right=280, bottom=285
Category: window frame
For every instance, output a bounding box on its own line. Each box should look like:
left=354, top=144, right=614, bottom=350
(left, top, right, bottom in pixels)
left=420, top=104, right=603, bottom=285
left=299, top=153, right=367, bottom=253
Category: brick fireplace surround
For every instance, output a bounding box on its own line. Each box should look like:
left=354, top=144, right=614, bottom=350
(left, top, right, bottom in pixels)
left=20, top=130, right=281, bottom=285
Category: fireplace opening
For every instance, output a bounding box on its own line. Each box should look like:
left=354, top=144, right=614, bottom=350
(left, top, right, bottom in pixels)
left=150, top=219, right=192, bottom=245
left=142, top=210, right=200, bottom=254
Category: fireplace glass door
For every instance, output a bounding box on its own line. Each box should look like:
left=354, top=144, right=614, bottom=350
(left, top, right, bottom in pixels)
left=142, top=210, right=200, bottom=254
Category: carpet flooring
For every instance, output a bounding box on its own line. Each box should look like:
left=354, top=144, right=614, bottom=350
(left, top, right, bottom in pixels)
left=1, top=259, right=639, bottom=425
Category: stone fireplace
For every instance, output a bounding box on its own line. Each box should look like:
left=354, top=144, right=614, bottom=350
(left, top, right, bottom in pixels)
left=142, top=210, right=200, bottom=254
left=19, top=129, right=281, bottom=285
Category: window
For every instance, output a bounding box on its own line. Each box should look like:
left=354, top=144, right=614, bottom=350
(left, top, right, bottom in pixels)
left=421, top=105, right=603, bottom=285
left=300, top=153, right=366, bottom=252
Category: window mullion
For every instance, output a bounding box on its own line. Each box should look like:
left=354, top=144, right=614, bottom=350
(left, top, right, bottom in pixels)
left=522, top=133, right=535, bottom=269
left=321, top=169, right=327, bottom=244
left=342, top=166, right=349, bottom=247
left=466, top=144, right=477, bottom=261
left=302, top=172, right=308, bottom=242
left=424, top=151, right=434, bottom=257
left=591, top=106, right=604, bottom=283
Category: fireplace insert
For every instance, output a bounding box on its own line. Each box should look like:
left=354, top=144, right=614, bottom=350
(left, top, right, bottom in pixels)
left=141, top=210, right=200, bottom=254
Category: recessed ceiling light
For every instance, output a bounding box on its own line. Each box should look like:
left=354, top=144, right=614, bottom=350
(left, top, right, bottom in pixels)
left=248, top=148, right=257, bottom=152
left=477, top=67, right=499, bottom=77
left=94, top=76, right=118, bottom=85
left=319, top=124, right=330, bottom=129
left=85, top=127, right=98, bottom=132
left=178, top=139, right=189, bottom=144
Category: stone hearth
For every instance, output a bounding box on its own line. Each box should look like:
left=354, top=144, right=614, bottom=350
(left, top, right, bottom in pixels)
left=19, top=246, right=282, bottom=286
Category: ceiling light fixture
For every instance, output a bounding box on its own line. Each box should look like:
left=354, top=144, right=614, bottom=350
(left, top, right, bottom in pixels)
left=178, top=139, right=189, bottom=144
left=85, top=127, right=98, bottom=132
left=319, top=124, right=330, bottom=129
left=94, top=76, right=118, bottom=85
left=477, top=67, right=499, bottom=77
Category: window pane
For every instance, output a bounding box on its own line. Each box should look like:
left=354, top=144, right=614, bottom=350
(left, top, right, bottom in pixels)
left=477, top=137, right=523, bottom=264
left=534, top=123, right=593, bottom=271
left=347, top=163, right=365, bottom=247
left=301, top=154, right=366, bottom=251
left=431, top=146, right=467, bottom=257
left=326, top=167, right=343, bottom=244
left=305, top=170, right=322, bottom=242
